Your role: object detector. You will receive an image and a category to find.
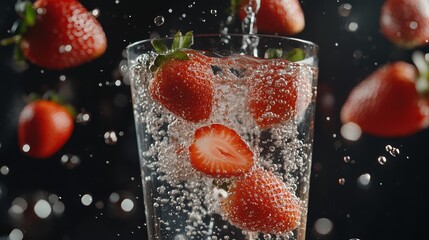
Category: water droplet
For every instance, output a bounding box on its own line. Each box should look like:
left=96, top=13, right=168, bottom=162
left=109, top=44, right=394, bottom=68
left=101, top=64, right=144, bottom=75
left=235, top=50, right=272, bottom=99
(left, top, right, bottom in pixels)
left=1, top=165, right=10, bottom=175
left=338, top=3, right=352, bottom=17
left=81, top=194, right=93, bottom=206
left=377, top=156, right=387, bottom=165
left=76, top=111, right=92, bottom=125
left=385, top=145, right=400, bottom=157
left=343, top=156, right=351, bottom=163
left=91, top=8, right=100, bottom=17
left=314, top=218, right=334, bottom=235
left=60, top=154, right=81, bottom=169
left=357, top=173, right=371, bottom=188
left=104, top=131, right=118, bottom=145
left=154, top=15, right=165, bottom=26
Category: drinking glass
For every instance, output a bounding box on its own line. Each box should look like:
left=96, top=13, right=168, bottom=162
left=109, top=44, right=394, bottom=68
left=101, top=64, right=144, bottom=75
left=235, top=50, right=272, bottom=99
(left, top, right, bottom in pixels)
left=127, top=33, right=318, bottom=240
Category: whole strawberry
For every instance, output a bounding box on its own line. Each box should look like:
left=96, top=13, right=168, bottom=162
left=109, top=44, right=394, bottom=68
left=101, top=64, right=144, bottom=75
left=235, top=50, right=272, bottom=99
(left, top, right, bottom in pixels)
left=380, top=0, right=429, bottom=48
left=2, top=0, right=107, bottom=69
left=18, top=95, right=75, bottom=158
left=247, top=59, right=299, bottom=128
left=341, top=61, right=429, bottom=137
left=238, top=0, right=305, bottom=35
left=149, top=31, right=214, bottom=122
left=221, top=168, right=301, bottom=234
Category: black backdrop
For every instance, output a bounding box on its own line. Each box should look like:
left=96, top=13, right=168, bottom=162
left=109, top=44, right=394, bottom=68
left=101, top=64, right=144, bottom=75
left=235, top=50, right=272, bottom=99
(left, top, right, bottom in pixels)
left=1, top=0, right=428, bottom=239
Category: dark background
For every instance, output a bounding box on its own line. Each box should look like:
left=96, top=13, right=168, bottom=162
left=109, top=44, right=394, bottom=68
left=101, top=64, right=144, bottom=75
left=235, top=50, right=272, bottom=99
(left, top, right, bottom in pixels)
left=1, top=0, right=428, bottom=239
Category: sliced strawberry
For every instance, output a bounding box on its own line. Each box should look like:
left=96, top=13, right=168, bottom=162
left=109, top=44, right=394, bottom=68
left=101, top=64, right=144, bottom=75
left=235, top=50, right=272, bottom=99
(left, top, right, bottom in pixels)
left=221, top=168, right=301, bottom=234
left=188, top=124, right=254, bottom=177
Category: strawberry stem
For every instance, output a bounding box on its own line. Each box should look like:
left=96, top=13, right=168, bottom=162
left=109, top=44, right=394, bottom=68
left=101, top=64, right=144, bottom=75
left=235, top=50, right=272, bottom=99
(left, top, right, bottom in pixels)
left=150, top=31, right=194, bottom=71
left=412, top=51, right=429, bottom=98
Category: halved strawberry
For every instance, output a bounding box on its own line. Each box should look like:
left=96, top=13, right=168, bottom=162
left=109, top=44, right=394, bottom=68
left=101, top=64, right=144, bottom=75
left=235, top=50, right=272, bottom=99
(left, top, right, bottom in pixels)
left=221, top=168, right=301, bottom=234
left=188, top=124, right=254, bottom=177
left=149, top=31, right=214, bottom=122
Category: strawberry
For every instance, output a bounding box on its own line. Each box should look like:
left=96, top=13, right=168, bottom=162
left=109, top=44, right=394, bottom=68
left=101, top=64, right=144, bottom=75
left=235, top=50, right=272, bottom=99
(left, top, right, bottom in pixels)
left=18, top=95, right=75, bottom=158
left=237, top=0, right=305, bottom=35
left=380, top=0, right=429, bottom=49
left=149, top=31, right=214, bottom=122
left=1, top=0, right=106, bottom=69
left=247, top=59, right=299, bottom=128
left=341, top=61, right=429, bottom=137
left=188, top=124, right=254, bottom=177
left=221, top=168, right=301, bottom=234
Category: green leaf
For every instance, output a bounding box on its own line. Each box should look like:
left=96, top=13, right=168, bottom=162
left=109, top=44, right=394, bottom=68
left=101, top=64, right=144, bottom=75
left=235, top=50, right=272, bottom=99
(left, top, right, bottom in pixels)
left=181, top=31, right=194, bottom=49
left=151, top=38, right=168, bottom=54
left=265, top=48, right=284, bottom=59
left=13, top=43, right=25, bottom=61
left=171, top=31, right=182, bottom=51
left=283, top=48, right=306, bottom=62
left=168, top=50, right=190, bottom=61
left=0, top=35, right=21, bottom=46
left=24, top=1, right=36, bottom=27
left=154, top=55, right=167, bottom=69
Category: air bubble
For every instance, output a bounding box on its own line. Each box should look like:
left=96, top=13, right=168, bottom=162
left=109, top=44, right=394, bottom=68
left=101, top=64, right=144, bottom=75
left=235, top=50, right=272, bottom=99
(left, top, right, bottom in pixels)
left=76, top=111, right=92, bottom=125
left=377, top=156, right=387, bottom=165
left=104, top=131, right=118, bottom=145
left=154, top=16, right=165, bottom=26
left=60, top=154, right=81, bottom=169
left=338, top=178, right=346, bottom=185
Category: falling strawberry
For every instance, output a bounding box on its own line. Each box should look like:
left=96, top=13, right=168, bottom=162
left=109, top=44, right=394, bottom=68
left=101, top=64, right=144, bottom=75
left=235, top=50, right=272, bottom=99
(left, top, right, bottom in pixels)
left=18, top=93, right=75, bottom=158
left=379, top=0, right=429, bottom=48
left=221, top=168, right=301, bottom=234
left=247, top=59, right=300, bottom=128
left=236, top=0, right=305, bottom=35
left=341, top=61, right=429, bottom=137
left=188, top=124, right=254, bottom=178
left=1, top=0, right=107, bottom=69
left=149, top=31, right=214, bottom=122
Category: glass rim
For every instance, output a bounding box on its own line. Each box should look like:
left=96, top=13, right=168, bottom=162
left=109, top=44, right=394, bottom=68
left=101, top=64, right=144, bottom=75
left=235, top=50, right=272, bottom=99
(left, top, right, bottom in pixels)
left=126, top=33, right=318, bottom=51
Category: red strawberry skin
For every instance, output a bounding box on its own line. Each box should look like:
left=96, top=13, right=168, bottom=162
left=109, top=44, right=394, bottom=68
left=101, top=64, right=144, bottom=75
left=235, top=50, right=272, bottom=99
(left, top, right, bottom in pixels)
left=341, top=61, right=429, bottom=137
left=149, top=51, right=214, bottom=122
left=221, top=168, right=301, bottom=234
left=247, top=59, right=298, bottom=128
left=189, top=124, right=254, bottom=177
left=18, top=100, right=74, bottom=158
left=380, top=0, right=429, bottom=48
left=20, top=0, right=107, bottom=69
left=239, top=0, right=305, bottom=35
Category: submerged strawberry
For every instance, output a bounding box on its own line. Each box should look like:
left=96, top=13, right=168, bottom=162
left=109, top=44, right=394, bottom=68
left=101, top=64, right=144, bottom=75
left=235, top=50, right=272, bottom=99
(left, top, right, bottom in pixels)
left=341, top=60, right=429, bottom=137
left=221, top=168, right=301, bottom=234
left=247, top=59, right=299, bottom=128
left=188, top=124, right=254, bottom=177
left=149, top=31, right=214, bottom=122
left=1, top=0, right=107, bottom=69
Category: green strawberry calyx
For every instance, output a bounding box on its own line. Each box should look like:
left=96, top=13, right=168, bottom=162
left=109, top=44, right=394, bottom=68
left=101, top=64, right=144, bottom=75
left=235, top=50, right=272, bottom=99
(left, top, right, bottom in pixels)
left=412, top=51, right=429, bottom=98
left=26, top=90, right=77, bottom=118
left=150, top=31, right=194, bottom=71
left=0, top=0, right=36, bottom=61
left=264, top=48, right=306, bottom=62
